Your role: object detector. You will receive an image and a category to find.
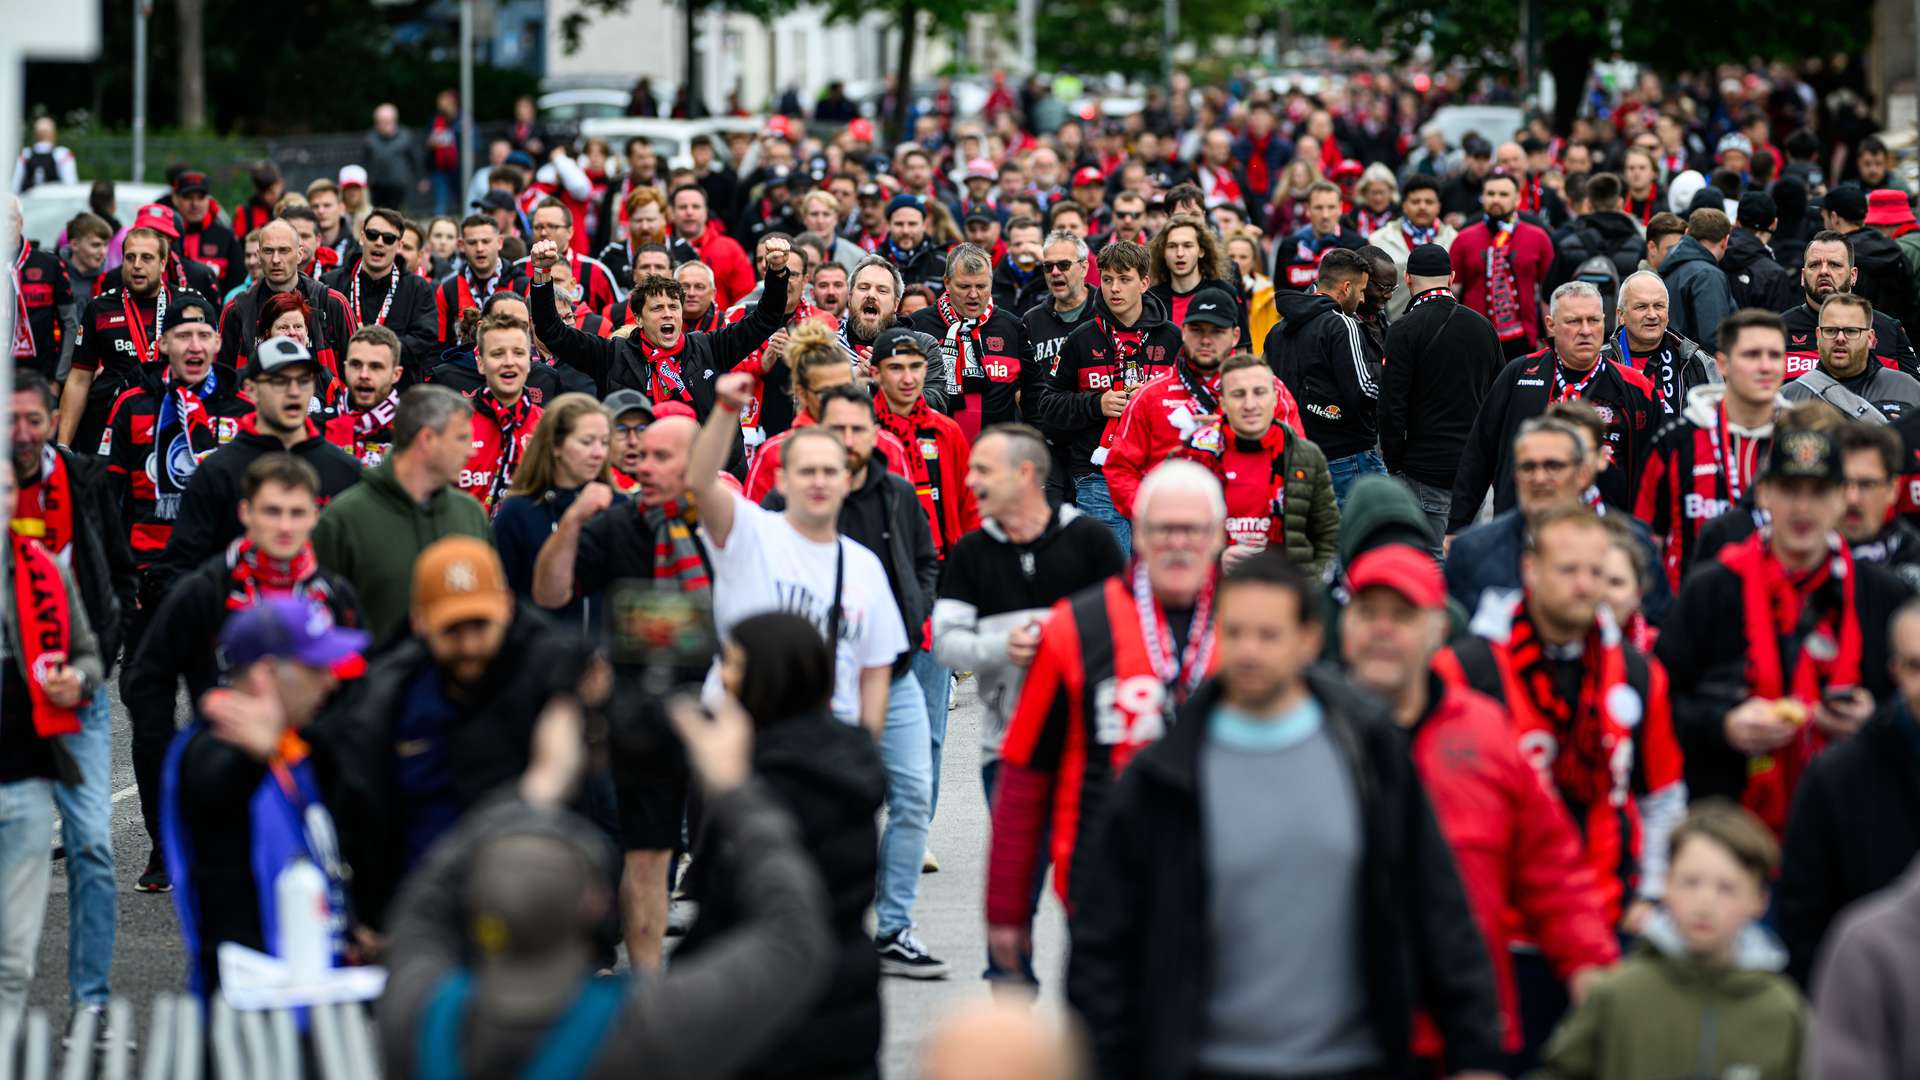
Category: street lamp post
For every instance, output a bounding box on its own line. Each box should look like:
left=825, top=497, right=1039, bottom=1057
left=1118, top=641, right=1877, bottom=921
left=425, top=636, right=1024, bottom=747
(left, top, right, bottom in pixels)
left=460, top=0, right=475, bottom=194
left=133, top=0, right=148, bottom=181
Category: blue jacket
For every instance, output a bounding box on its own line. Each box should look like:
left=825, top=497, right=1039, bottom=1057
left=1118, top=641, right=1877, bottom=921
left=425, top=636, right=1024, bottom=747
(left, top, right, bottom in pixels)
left=493, top=485, right=613, bottom=634
left=1445, top=508, right=1671, bottom=626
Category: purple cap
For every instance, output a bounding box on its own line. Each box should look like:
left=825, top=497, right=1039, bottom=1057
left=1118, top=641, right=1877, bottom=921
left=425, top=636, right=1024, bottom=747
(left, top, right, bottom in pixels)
left=218, top=597, right=369, bottom=673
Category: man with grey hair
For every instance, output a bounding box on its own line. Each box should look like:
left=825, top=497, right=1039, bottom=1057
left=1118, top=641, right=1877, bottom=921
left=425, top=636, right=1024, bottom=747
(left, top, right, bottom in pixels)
left=1446, top=415, right=1601, bottom=615
left=363, top=102, right=424, bottom=216
left=1449, top=280, right=1659, bottom=535
left=312, top=383, right=490, bottom=644
left=1025, top=228, right=1097, bottom=503
left=986, top=459, right=1224, bottom=983
left=911, top=241, right=1034, bottom=439
left=840, top=254, right=950, bottom=411
left=1596, top=269, right=1718, bottom=413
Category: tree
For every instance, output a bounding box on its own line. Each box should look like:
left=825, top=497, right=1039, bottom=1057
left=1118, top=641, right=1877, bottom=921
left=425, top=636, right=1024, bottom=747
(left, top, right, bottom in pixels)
left=178, top=0, right=207, bottom=131
left=1294, top=0, right=1868, bottom=134
left=1033, top=0, right=1268, bottom=79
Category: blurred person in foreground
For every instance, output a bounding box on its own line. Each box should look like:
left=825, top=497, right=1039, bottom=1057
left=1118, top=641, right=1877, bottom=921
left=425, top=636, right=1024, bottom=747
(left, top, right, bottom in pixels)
left=377, top=679, right=834, bottom=1078
left=1066, top=552, right=1502, bottom=1079
left=922, top=999, right=1086, bottom=1080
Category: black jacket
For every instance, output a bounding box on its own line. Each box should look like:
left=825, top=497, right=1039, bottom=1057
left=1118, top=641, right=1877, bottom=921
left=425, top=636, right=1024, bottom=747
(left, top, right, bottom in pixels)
left=677, top=713, right=886, bottom=1079
left=1545, top=210, right=1647, bottom=293
left=1847, top=227, right=1917, bottom=335
left=322, top=262, right=441, bottom=372
left=1023, top=295, right=1095, bottom=378
left=1654, top=555, right=1913, bottom=807
left=764, top=458, right=937, bottom=667
left=1271, top=227, right=1366, bottom=292
left=1378, top=290, right=1504, bottom=486
left=1595, top=328, right=1717, bottom=415
left=1782, top=301, right=1918, bottom=377
left=1443, top=507, right=1671, bottom=626
left=152, top=420, right=364, bottom=594
left=1776, top=703, right=1920, bottom=986
left=1036, top=291, right=1182, bottom=475
left=216, top=274, right=355, bottom=374
left=31, top=448, right=136, bottom=668
left=528, top=270, right=786, bottom=413
left=1722, top=229, right=1800, bottom=313
left=1448, top=348, right=1659, bottom=533
left=886, top=240, right=947, bottom=290
left=314, top=605, right=592, bottom=929
left=1065, top=670, right=1503, bottom=1079
left=1265, top=289, right=1381, bottom=459
left=992, top=261, right=1047, bottom=314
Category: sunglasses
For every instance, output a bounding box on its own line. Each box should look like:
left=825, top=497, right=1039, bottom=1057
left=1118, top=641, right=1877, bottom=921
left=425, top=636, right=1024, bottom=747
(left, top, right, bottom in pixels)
left=363, top=228, right=400, bottom=246
left=1044, top=259, right=1079, bottom=273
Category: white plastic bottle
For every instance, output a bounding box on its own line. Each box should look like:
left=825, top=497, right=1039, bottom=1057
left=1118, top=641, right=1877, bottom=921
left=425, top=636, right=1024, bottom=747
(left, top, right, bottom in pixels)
left=275, top=857, right=333, bottom=980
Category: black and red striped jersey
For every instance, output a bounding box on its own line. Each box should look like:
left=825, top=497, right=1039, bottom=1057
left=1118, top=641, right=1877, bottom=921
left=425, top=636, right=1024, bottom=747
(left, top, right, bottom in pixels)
left=1635, top=389, right=1773, bottom=591
left=99, top=364, right=254, bottom=566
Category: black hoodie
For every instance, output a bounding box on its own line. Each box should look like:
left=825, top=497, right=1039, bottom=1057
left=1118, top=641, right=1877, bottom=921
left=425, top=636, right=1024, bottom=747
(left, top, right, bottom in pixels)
left=1035, top=290, right=1184, bottom=475
left=1847, top=227, right=1918, bottom=334
left=1265, top=289, right=1381, bottom=459
left=1722, top=229, right=1799, bottom=313
left=1545, top=209, right=1646, bottom=294
left=677, top=714, right=887, bottom=1080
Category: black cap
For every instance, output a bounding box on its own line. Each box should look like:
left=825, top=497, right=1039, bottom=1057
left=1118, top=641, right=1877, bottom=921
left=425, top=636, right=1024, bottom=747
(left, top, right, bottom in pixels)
left=872, top=327, right=937, bottom=359
left=1182, top=288, right=1238, bottom=328
left=1406, top=243, right=1452, bottom=278
left=473, top=190, right=517, bottom=214
left=1764, top=428, right=1844, bottom=486
left=172, top=170, right=211, bottom=196
left=1823, top=184, right=1868, bottom=224
left=964, top=207, right=999, bottom=227
left=601, top=388, right=655, bottom=421
left=161, top=290, right=219, bottom=334
left=245, top=335, right=320, bottom=381
left=1737, top=191, right=1778, bottom=230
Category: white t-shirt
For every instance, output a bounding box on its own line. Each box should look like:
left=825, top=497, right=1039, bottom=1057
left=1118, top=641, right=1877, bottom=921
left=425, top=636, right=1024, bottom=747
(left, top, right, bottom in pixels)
left=704, top=491, right=909, bottom=723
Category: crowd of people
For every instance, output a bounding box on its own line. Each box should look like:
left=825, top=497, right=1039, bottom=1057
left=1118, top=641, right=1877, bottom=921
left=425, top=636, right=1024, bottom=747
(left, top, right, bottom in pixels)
left=7, top=55, right=1920, bottom=1078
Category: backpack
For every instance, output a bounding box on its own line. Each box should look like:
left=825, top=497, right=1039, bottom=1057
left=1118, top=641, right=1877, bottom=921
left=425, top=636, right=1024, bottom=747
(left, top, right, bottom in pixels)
left=1573, top=249, right=1624, bottom=334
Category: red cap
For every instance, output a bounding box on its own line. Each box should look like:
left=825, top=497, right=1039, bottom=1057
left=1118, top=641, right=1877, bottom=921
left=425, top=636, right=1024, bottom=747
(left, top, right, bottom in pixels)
left=763, top=115, right=795, bottom=141
left=1346, top=545, right=1446, bottom=610
left=131, top=203, right=181, bottom=240
left=846, top=117, right=874, bottom=143
left=1072, top=165, right=1105, bottom=188
left=1865, top=189, right=1917, bottom=229
left=651, top=401, right=697, bottom=421
left=1332, top=158, right=1366, bottom=179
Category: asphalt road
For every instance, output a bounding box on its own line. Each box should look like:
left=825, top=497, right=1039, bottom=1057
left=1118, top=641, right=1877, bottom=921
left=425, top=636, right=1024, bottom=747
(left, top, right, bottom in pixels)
left=24, top=676, right=1071, bottom=1076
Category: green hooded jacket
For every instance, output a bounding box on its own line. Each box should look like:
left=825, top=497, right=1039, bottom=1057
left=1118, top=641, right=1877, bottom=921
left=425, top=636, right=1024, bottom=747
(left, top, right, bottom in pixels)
left=311, top=459, right=492, bottom=645
left=1540, top=911, right=1807, bottom=1080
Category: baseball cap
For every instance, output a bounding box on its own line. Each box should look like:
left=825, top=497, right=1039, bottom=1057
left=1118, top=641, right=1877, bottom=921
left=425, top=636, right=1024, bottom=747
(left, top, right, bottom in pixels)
left=1764, top=427, right=1844, bottom=486
left=1735, top=190, right=1778, bottom=230
left=173, top=170, right=211, bottom=196
left=161, top=291, right=219, bottom=334
left=246, top=335, right=320, bottom=381
left=218, top=596, right=369, bottom=674
left=873, top=327, right=937, bottom=359
left=1072, top=165, right=1105, bottom=188
left=651, top=401, right=697, bottom=421
left=505, top=150, right=537, bottom=172
left=962, top=158, right=997, bottom=182
left=1716, top=133, right=1754, bottom=158
left=1823, top=184, right=1869, bottom=224
left=885, top=193, right=925, bottom=220
left=132, top=203, right=182, bottom=240
left=338, top=164, right=369, bottom=189
left=964, top=207, right=999, bottom=227
left=857, top=182, right=885, bottom=202
left=763, top=115, right=796, bottom=141
left=602, top=388, right=655, bottom=422
left=1182, top=287, right=1238, bottom=328
left=1864, top=189, right=1917, bottom=229
left=846, top=117, right=875, bottom=143
left=1406, top=243, right=1452, bottom=278
left=412, top=536, right=513, bottom=635
left=1346, top=545, right=1446, bottom=610
left=473, top=190, right=518, bottom=214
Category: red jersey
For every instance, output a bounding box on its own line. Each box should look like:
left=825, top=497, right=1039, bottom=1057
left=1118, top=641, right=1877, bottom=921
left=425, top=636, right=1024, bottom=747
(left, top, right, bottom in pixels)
left=459, top=393, right=543, bottom=512
left=1102, top=363, right=1303, bottom=517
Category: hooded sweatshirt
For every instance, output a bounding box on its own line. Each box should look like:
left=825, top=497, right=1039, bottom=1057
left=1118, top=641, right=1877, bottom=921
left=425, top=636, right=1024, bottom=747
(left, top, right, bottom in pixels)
left=1658, top=235, right=1737, bottom=352
left=1265, top=289, right=1381, bottom=459
left=1539, top=911, right=1806, bottom=1080
left=1037, top=290, right=1183, bottom=475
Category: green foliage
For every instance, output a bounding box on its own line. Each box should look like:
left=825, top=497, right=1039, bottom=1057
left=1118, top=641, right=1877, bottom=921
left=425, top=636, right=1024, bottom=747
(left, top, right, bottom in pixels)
left=1033, top=0, right=1266, bottom=75
left=24, top=0, right=540, bottom=135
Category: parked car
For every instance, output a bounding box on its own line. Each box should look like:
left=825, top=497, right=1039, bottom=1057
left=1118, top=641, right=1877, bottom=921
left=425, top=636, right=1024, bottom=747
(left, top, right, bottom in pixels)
left=20, top=181, right=169, bottom=247
left=1421, top=105, right=1528, bottom=150
left=577, top=116, right=766, bottom=170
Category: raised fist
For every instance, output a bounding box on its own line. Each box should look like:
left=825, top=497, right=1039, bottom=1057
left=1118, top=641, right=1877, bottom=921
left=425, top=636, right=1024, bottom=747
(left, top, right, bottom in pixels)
left=530, top=239, right=562, bottom=273
left=715, top=371, right=755, bottom=411
left=763, top=235, right=791, bottom=275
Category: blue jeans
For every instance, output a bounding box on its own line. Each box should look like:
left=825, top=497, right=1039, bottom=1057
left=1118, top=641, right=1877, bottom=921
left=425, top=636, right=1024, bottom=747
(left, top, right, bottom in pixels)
left=911, top=650, right=952, bottom=819
left=1073, top=472, right=1131, bottom=557
left=1327, top=449, right=1387, bottom=507
left=53, top=693, right=116, bottom=1005
left=0, top=779, right=56, bottom=1013
left=876, top=672, right=934, bottom=938
left=431, top=170, right=461, bottom=216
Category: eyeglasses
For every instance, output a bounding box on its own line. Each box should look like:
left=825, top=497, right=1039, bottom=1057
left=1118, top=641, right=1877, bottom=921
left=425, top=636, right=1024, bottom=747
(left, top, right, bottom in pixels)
left=1143, top=522, right=1213, bottom=543
left=1844, top=476, right=1891, bottom=492
left=1043, top=259, right=1079, bottom=273
left=1818, top=325, right=1869, bottom=341
left=1114, top=210, right=1143, bottom=220
left=254, top=372, right=316, bottom=391
left=1515, top=458, right=1574, bottom=477
left=363, top=228, right=400, bottom=246
left=613, top=422, right=648, bottom=437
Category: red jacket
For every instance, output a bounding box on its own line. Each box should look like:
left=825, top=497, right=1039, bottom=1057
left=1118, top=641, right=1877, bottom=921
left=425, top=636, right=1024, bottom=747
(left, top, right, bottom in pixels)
left=1449, top=220, right=1555, bottom=349
left=1408, top=672, right=1620, bottom=1056
left=876, top=401, right=979, bottom=559
left=743, top=413, right=913, bottom=503
left=459, top=396, right=543, bottom=511
left=1102, top=365, right=1303, bottom=516
left=687, top=219, right=755, bottom=310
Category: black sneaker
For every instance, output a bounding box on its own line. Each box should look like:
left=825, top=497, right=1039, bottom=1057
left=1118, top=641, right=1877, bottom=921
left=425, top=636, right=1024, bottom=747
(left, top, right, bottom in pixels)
left=135, top=849, right=171, bottom=894
left=877, top=929, right=950, bottom=979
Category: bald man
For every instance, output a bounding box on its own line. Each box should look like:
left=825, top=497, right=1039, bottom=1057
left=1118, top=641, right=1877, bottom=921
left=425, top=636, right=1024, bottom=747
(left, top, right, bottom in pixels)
left=217, top=217, right=358, bottom=372
left=530, top=410, right=702, bottom=968
left=922, top=1001, right=1085, bottom=1080
left=1493, top=139, right=1568, bottom=228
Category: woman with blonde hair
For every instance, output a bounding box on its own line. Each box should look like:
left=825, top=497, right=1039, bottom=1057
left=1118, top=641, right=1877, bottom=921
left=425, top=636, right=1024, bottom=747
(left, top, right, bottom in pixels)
left=494, top=392, right=614, bottom=625
left=1226, top=227, right=1279, bottom=344
left=1349, top=163, right=1400, bottom=235
left=1265, top=149, right=1324, bottom=237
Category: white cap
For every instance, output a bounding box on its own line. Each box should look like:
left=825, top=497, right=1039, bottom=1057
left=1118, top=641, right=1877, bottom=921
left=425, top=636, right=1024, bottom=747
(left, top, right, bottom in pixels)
left=338, top=164, right=368, bottom=188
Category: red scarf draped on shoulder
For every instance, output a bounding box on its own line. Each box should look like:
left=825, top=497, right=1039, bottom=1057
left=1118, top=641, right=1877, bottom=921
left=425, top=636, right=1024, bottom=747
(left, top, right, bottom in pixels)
left=1718, top=531, right=1862, bottom=832
left=10, top=531, right=81, bottom=736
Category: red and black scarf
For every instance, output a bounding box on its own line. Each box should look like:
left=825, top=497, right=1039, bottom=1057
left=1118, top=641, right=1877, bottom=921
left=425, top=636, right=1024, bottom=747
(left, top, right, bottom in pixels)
left=471, top=392, right=535, bottom=511
left=643, top=499, right=711, bottom=594
left=1494, top=597, right=1634, bottom=812
left=1354, top=206, right=1395, bottom=235
left=12, top=446, right=75, bottom=557
left=9, top=531, right=81, bottom=736
left=1486, top=219, right=1525, bottom=341
left=634, top=332, right=692, bottom=406
left=1624, top=185, right=1661, bottom=226
left=876, top=397, right=945, bottom=545
left=1719, top=531, right=1863, bottom=832
left=224, top=538, right=330, bottom=611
